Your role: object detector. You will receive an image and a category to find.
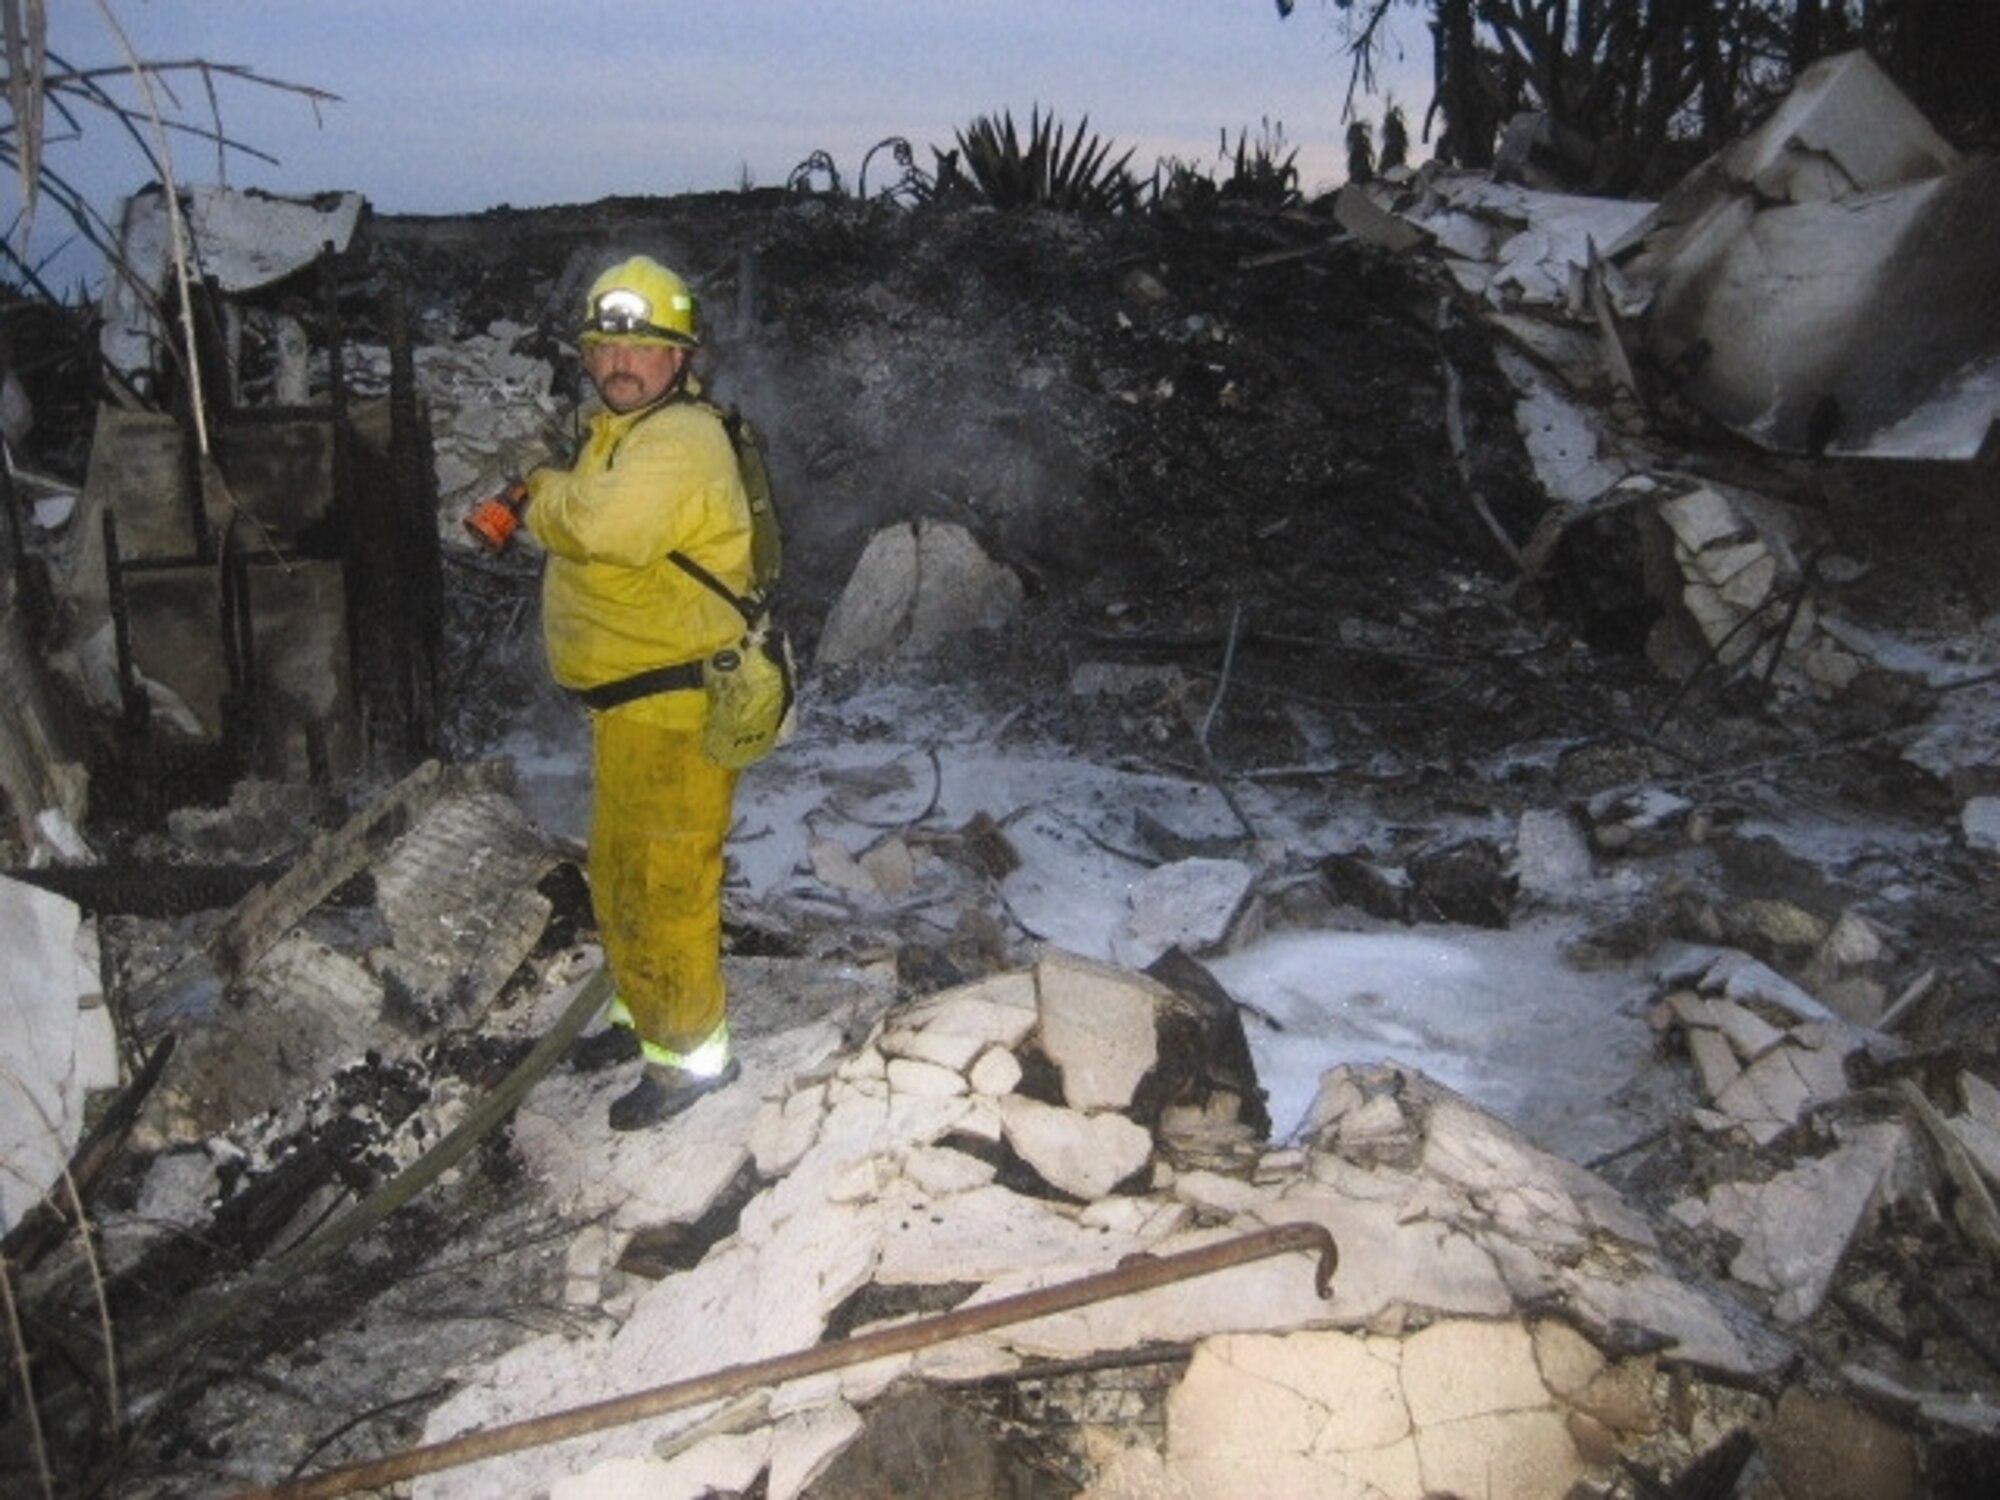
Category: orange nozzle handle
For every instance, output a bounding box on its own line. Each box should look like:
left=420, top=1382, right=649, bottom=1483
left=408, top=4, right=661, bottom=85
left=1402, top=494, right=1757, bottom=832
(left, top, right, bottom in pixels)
left=464, top=481, right=528, bottom=551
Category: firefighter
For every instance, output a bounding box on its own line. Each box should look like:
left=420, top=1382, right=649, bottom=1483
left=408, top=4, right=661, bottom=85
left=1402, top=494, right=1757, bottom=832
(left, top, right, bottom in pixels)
left=519, top=254, right=753, bottom=1129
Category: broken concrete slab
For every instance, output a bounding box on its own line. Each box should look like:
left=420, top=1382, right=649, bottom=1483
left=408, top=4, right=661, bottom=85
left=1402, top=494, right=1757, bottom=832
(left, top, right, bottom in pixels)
left=816, top=518, right=1024, bottom=665
left=1035, top=947, right=1164, bottom=1111
left=1626, top=51, right=2000, bottom=458
left=0, top=876, right=118, bottom=1231
left=1674, top=1120, right=1907, bottom=1323
left=1111, top=855, right=1255, bottom=969
left=1396, top=174, right=1656, bottom=311
left=99, top=185, right=368, bottom=387
left=998, top=1093, right=1153, bottom=1199
left=1667, top=49, right=1958, bottom=212
left=390, top=927, right=1818, bottom=1500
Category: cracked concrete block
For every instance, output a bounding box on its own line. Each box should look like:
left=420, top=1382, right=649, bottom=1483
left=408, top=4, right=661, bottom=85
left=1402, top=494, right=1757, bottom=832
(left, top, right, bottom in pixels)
left=999, top=1094, right=1153, bottom=1200
left=879, top=1024, right=980, bottom=1074
left=768, top=1401, right=865, bottom=1500
left=1688, top=1027, right=1742, bottom=1099
left=875, top=1182, right=1135, bottom=1286
left=1401, top=1317, right=1550, bottom=1427
left=1786, top=1031, right=1856, bottom=1104
left=1270, top=1190, right=1514, bottom=1322
left=1531, top=1317, right=1607, bottom=1400
left=903, top=968, right=1039, bottom=1038
left=834, top=1045, right=886, bottom=1082
left=1421, top=1096, right=1656, bottom=1247
left=1714, top=1049, right=1817, bottom=1143
left=885, top=1057, right=967, bottom=1099
left=1413, top=1406, right=1586, bottom=1500
left=1157, top=1330, right=1419, bottom=1499
left=898, top=1142, right=995, bottom=1198
left=751, top=1084, right=827, bottom=1179
left=1708, top=1121, right=1905, bottom=1322
left=1112, top=856, right=1255, bottom=969
left=1035, top=948, right=1164, bottom=1111
left=1563, top=1262, right=1788, bottom=1377
left=968, top=1045, right=1023, bottom=1097
left=1707, top=999, right=1789, bottom=1063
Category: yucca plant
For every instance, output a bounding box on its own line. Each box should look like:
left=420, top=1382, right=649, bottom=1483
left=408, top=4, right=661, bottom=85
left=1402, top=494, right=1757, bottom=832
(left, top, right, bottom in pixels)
left=1219, top=117, right=1301, bottom=208
left=943, top=106, right=1138, bottom=213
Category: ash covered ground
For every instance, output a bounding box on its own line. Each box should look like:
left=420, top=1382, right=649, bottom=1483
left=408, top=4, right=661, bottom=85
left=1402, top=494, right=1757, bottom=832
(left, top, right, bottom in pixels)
left=13, top=186, right=2000, bottom=1496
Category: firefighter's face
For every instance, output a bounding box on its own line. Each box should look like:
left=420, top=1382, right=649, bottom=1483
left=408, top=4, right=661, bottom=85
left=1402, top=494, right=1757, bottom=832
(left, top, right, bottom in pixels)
left=584, top=339, right=686, bottom=413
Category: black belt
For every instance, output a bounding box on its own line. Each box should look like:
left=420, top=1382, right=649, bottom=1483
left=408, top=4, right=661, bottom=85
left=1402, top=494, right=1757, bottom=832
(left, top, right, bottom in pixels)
left=572, top=660, right=704, bottom=711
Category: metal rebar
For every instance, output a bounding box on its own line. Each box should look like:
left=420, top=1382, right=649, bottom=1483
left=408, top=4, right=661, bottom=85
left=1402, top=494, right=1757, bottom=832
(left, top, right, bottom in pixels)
left=231, top=1220, right=1338, bottom=1500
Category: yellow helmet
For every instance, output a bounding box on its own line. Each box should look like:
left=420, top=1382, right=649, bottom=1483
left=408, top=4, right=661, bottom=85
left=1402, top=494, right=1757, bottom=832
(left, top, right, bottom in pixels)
left=580, top=256, right=699, bottom=348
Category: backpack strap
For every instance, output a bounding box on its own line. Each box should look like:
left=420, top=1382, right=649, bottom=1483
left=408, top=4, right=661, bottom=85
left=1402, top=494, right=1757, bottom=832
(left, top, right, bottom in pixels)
left=670, top=549, right=761, bottom=626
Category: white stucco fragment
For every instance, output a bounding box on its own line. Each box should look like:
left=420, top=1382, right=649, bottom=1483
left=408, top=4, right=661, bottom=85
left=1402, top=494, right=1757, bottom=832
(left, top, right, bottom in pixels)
left=1112, top=856, right=1255, bottom=968
left=968, top=1045, right=1023, bottom=1097
left=1036, top=947, right=1163, bottom=1111
left=999, top=1094, right=1153, bottom=1200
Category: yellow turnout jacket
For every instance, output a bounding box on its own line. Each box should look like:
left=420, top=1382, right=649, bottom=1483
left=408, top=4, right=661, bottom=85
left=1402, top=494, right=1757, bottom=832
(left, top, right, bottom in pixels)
left=524, top=389, right=753, bottom=729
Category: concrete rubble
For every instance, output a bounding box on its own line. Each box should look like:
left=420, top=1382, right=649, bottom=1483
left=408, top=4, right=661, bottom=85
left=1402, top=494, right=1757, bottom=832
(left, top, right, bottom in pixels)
left=413, top=950, right=1802, bottom=1500
left=98, top=185, right=368, bottom=395
left=1624, top=50, right=1999, bottom=460
left=816, top=517, right=1027, bottom=666
left=1352, top=50, right=2000, bottom=864
left=0, top=874, right=120, bottom=1229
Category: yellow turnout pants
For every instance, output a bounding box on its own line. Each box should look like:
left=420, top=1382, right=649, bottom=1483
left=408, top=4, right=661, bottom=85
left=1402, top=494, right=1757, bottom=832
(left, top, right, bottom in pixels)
left=588, top=711, right=737, bottom=1058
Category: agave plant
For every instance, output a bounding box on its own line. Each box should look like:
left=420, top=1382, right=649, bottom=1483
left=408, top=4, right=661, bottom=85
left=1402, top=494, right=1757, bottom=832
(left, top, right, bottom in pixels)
left=943, top=106, right=1138, bottom=213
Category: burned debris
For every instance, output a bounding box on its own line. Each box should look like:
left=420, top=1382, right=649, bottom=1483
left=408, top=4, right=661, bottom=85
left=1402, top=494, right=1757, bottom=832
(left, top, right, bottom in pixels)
left=3, top=50, right=2000, bottom=1500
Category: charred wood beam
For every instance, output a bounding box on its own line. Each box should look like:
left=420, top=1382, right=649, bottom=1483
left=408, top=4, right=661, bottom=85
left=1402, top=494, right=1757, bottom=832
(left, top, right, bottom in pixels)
left=207, top=758, right=452, bottom=984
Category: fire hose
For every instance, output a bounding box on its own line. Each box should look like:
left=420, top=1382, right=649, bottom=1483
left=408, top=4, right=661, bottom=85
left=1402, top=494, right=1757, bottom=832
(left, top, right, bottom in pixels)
left=231, top=1220, right=1339, bottom=1500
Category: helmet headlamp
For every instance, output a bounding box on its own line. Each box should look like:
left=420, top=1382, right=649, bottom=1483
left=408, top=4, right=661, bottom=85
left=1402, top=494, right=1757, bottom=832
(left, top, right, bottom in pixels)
left=586, top=287, right=681, bottom=341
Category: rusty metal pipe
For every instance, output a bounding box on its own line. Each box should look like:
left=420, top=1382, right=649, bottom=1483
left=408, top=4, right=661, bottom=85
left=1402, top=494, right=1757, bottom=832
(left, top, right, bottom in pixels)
left=232, top=1220, right=1338, bottom=1500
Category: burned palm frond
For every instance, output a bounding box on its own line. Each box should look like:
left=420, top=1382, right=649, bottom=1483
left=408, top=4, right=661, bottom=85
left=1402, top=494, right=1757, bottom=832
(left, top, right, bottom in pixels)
left=950, top=106, right=1138, bottom=214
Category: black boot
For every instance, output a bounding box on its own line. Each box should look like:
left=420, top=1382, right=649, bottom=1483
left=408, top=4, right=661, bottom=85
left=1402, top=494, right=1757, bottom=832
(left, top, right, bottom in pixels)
left=570, top=1024, right=641, bottom=1072
left=607, top=1058, right=743, bottom=1131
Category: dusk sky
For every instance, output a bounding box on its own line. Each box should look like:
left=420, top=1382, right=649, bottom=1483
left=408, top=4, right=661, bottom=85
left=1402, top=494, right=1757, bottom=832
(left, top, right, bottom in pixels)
left=14, top=1, right=1432, bottom=288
